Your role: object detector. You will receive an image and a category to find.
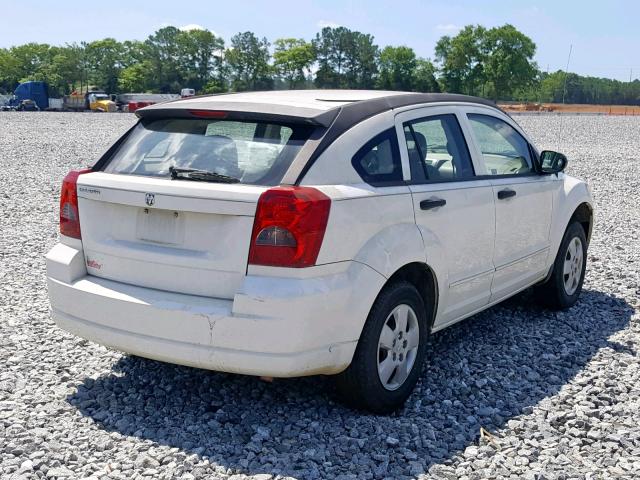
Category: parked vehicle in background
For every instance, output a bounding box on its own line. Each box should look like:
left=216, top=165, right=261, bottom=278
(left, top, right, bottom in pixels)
left=3, top=81, right=61, bottom=110
left=63, top=90, right=117, bottom=112
left=13, top=81, right=49, bottom=110
left=116, top=93, right=180, bottom=112
left=181, top=88, right=196, bottom=98
left=47, top=98, right=64, bottom=110
left=46, top=90, right=593, bottom=413
left=15, top=99, right=40, bottom=111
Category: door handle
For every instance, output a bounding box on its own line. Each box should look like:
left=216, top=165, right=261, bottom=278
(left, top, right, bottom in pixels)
left=497, top=188, right=516, bottom=200
left=420, top=197, right=446, bottom=210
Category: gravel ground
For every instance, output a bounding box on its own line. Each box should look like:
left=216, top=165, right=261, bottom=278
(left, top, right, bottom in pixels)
left=1, top=112, right=639, bottom=480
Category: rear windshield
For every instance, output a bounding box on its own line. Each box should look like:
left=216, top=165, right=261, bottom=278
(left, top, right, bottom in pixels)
left=103, top=118, right=313, bottom=185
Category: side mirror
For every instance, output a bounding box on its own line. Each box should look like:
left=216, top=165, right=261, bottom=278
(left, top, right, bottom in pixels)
left=540, top=150, right=568, bottom=174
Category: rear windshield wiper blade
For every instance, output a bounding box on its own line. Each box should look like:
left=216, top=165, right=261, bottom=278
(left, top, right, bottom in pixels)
left=169, top=166, right=240, bottom=184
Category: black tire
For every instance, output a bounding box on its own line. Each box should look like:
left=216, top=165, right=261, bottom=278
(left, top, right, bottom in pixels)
left=535, top=221, right=587, bottom=310
left=335, top=281, right=429, bottom=414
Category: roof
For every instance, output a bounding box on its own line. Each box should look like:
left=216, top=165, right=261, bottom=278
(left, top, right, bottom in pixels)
left=135, top=90, right=505, bottom=185
left=137, top=90, right=502, bottom=127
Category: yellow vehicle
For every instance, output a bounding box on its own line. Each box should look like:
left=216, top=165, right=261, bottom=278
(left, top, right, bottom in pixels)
left=63, top=91, right=117, bottom=112
left=87, top=92, right=117, bottom=112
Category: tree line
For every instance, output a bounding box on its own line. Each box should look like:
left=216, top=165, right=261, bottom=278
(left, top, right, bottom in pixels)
left=1, top=24, right=638, bottom=105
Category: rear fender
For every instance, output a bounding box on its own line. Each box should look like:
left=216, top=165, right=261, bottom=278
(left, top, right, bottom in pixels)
left=353, top=222, right=448, bottom=330
left=353, top=223, right=426, bottom=279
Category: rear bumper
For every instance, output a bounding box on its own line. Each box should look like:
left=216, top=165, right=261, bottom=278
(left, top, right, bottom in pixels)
left=46, top=242, right=385, bottom=377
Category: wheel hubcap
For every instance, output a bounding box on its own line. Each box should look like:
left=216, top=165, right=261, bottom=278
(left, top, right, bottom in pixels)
left=377, top=304, right=420, bottom=391
left=563, top=236, right=584, bottom=295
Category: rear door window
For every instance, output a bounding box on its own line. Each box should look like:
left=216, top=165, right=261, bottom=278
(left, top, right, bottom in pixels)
left=403, top=114, right=474, bottom=182
left=103, top=118, right=312, bottom=185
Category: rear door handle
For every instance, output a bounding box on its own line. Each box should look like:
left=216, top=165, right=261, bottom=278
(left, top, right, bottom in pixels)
left=497, top=188, right=516, bottom=200
left=420, top=197, right=446, bottom=210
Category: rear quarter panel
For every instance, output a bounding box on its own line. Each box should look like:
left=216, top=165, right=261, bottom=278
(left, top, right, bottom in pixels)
left=300, top=110, right=426, bottom=277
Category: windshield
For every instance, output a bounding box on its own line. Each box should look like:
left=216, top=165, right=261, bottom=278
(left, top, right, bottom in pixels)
left=93, top=94, right=109, bottom=100
left=103, top=118, right=313, bottom=185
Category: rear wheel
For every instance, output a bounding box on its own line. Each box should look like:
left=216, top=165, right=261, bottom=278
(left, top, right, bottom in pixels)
left=536, top=221, right=587, bottom=310
left=335, top=281, right=428, bottom=414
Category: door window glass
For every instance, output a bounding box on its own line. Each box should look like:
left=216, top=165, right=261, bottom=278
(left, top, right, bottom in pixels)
left=467, top=114, right=533, bottom=175
left=403, top=114, right=475, bottom=182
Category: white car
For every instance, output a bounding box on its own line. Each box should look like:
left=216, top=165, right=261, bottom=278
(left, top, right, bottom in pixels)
left=46, top=90, right=593, bottom=413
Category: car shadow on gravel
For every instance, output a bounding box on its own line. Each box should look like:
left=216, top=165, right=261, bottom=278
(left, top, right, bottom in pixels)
left=67, top=288, right=634, bottom=479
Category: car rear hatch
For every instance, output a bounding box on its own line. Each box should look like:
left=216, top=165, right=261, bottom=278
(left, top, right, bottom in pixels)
left=77, top=172, right=264, bottom=299
left=76, top=114, right=318, bottom=299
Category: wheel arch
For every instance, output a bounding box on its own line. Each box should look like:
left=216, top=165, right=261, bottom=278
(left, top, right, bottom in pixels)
left=381, top=262, right=439, bottom=331
left=549, top=178, right=594, bottom=266
left=569, top=201, right=594, bottom=245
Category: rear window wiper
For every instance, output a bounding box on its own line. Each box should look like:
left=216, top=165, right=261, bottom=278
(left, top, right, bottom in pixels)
left=169, top=166, right=240, bottom=184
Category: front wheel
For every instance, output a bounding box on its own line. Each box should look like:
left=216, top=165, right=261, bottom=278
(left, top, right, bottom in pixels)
left=536, top=221, right=587, bottom=310
left=335, top=281, right=428, bottom=414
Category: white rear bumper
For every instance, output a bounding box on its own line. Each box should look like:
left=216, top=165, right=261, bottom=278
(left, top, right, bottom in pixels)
left=46, top=242, right=385, bottom=377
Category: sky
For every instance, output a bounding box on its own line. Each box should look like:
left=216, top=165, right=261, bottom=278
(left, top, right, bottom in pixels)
left=0, top=0, right=638, bottom=81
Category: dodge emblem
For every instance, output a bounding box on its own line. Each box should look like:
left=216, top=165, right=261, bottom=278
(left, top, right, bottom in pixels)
left=145, top=193, right=155, bottom=206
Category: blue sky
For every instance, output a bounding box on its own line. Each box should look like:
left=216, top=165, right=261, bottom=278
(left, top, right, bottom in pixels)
left=1, top=0, right=638, bottom=81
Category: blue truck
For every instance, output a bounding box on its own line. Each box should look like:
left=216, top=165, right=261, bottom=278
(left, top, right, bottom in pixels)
left=2, top=81, right=50, bottom=110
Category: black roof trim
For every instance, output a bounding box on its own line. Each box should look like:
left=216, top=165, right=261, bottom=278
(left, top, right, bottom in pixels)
left=284, top=93, right=504, bottom=185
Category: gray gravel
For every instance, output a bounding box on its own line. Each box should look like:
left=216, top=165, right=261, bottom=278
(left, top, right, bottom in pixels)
left=1, top=111, right=639, bottom=480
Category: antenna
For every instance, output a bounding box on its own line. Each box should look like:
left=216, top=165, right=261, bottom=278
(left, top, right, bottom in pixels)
left=561, top=44, right=573, bottom=105
left=558, top=44, right=573, bottom=150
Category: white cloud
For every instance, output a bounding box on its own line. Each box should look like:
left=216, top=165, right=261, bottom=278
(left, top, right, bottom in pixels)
left=180, top=24, right=206, bottom=32
left=317, top=20, right=340, bottom=29
left=435, top=23, right=461, bottom=33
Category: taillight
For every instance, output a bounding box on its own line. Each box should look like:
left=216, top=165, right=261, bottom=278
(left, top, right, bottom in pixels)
left=189, top=110, right=227, bottom=119
left=248, top=186, right=331, bottom=268
left=59, top=169, right=91, bottom=239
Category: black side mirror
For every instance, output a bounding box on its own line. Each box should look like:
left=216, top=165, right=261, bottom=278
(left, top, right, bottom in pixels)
left=540, top=150, right=568, bottom=174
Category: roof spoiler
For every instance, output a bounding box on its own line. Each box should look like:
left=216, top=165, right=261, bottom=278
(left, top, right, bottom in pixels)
left=136, top=102, right=340, bottom=128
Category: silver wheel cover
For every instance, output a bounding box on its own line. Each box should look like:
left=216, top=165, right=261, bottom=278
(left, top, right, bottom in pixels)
left=563, top=236, right=584, bottom=295
left=377, top=304, right=420, bottom=391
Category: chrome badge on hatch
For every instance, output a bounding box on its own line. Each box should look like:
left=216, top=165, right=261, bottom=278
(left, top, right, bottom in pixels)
left=145, top=193, right=155, bottom=206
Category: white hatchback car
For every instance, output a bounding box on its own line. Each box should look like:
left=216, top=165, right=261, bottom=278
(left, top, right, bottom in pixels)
left=47, top=90, right=593, bottom=412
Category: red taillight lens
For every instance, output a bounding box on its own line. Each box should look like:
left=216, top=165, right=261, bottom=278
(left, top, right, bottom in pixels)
left=248, top=186, right=331, bottom=268
left=59, top=169, right=91, bottom=239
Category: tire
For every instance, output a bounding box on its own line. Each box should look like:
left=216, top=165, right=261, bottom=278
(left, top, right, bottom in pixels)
left=335, top=281, right=429, bottom=414
left=535, top=221, right=587, bottom=310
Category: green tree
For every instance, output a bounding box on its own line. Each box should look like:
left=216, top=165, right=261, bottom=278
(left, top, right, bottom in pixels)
left=144, top=26, right=185, bottom=92
left=225, top=31, right=272, bottom=91
left=347, top=31, right=378, bottom=88
left=118, top=61, right=155, bottom=92
left=121, top=40, right=147, bottom=66
left=313, top=27, right=378, bottom=89
left=314, top=26, right=348, bottom=88
left=0, top=47, right=21, bottom=92
left=377, top=46, right=416, bottom=91
left=273, top=38, right=315, bottom=88
left=413, top=58, right=440, bottom=92
left=434, top=25, right=487, bottom=95
left=177, top=29, right=225, bottom=92
left=85, top=38, right=124, bottom=93
left=482, top=24, right=537, bottom=100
